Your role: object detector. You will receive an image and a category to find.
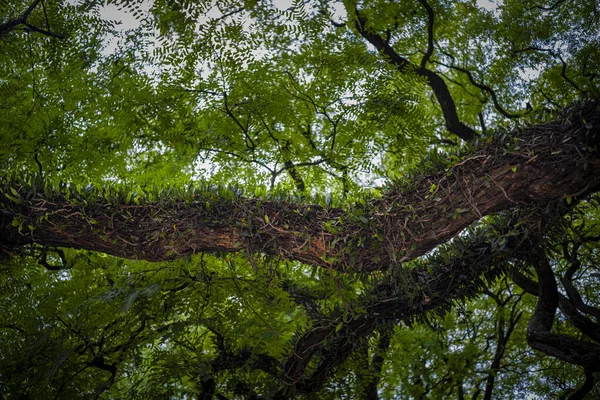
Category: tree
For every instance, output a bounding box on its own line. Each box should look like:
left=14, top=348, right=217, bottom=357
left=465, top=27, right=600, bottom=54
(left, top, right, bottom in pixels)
left=1, top=0, right=599, bottom=398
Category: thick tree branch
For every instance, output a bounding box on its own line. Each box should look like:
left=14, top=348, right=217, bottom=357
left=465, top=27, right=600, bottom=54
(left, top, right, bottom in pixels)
left=510, top=268, right=600, bottom=343
left=1, top=100, right=600, bottom=273
left=568, top=369, right=596, bottom=400
left=0, top=0, right=42, bottom=34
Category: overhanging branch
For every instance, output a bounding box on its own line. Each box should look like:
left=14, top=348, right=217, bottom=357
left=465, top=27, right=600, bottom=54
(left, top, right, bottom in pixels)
left=352, top=7, right=478, bottom=141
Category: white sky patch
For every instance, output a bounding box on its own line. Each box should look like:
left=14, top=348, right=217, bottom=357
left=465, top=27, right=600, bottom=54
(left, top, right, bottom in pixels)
left=97, top=1, right=152, bottom=54
left=98, top=2, right=149, bottom=31
left=193, top=154, right=221, bottom=179
left=273, top=0, right=294, bottom=11
left=331, top=1, right=347, bottom=20
left=520, top=67, right=542, bottom=81
left=476, top=0, right=503, bottom=12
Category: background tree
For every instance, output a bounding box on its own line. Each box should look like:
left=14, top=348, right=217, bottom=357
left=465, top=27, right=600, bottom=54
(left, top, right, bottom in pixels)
left=1, top=0, right=599, bottom=398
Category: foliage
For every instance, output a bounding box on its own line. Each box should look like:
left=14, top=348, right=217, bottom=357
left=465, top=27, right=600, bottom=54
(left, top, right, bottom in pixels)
left=1, top=0, right=600, bottom=399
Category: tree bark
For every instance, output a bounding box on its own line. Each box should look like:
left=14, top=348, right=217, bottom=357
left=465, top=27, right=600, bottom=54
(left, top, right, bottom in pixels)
left=1, top=100, right=599, bottom=272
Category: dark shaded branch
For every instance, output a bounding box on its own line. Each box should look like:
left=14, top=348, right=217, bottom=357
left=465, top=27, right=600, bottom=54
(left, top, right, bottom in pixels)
left=212, top=349, right=280, bottom=377
left=203, top=147, right=273, bottom=174
left=1, top=324, right=25, bottom=333
left=510, top=268, right=600, bottom=343
left=198, top=376, right=217, bottom=400
left=568, top=369, right=596, bottom=400
left=509, top=268, right=539, bottom=295
left=86, top=356, right=117, bottom=376
left=526, top=252, right=600, bottom=371
left=526, top=0, right=566, bottom=12
left=0, top=0, right=42, bottom=34
left=277, top=159, right=328, bottom=192
left=0, top=0, right=64, bottom=38
left=38, top=245, right=67, bottom=270
left=209, top=330, right=280, bottom=377
left=556, top=53, right=581, bottom=92
left=364, top=330, right=391, bottom=400
left=86, top=356, right=118, bottom=397
left=562, top=242, right=600, bottom=321
left=21, top=21, right=65, bottom=39
left=478, top=111, right=487, bottom=133
left=280, top=281, right=324, bottom=318
left=34, top=153, right=43, bottom=175
left=283, top=160, right=306, bottom=192
left=319, top=6, right=345, bottom=28
left=352, top=8, right=478, bottom=141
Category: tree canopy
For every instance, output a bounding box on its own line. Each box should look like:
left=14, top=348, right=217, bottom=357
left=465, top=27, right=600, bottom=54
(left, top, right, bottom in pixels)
left=1, top=0, right=600, bottom=398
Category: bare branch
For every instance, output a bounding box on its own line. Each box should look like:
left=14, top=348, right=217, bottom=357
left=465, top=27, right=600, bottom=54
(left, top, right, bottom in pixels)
left=0, top=0, right=42, bottom=34
left=22, top=21, right=64, bottom=39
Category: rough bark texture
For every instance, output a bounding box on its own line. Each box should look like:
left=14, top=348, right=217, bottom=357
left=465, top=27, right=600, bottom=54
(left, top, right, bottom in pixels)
left=1, top=100, right=599, bottom=272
